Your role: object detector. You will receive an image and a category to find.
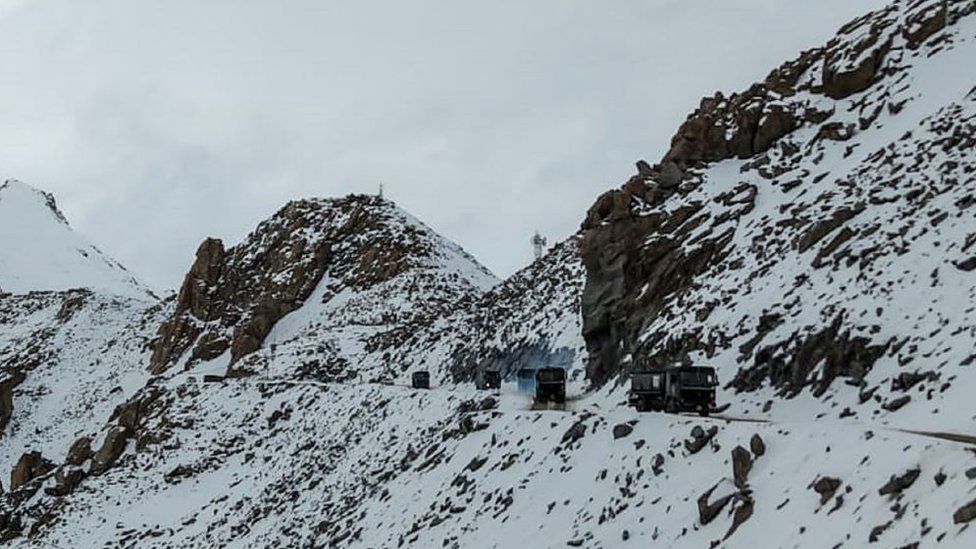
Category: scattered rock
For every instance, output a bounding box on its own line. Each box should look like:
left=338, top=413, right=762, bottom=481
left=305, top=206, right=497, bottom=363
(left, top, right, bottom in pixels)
left=954, top=499, right=976, bottom=524
left=685, top=426, right=719, bottom=455
left=749, top=434, right=766, bottom=457
left=91, top=426, right=130, bottom=475
left=879, top=468, right=920, bottom=497
left=731, top=446, right=753, bottom=489
left=612, top=423, right=633, bottom=440
left=10, top=451, right=55, bottom=491
left=812, top=476, right=842, bottom=505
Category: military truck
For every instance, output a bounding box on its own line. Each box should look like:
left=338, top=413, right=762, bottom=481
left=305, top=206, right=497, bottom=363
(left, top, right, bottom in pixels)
left=534, top=367, right=566, bottom=404
left=477, top=370, right=502, bottom=390
left=628, top=365, right=717, bottom=416
left=411, top=371, right=431, bottom=389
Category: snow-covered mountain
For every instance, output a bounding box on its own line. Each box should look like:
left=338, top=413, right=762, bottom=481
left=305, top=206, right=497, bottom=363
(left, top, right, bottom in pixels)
left=0, top=179, right=153, bottom=300
left=2, top=1, right=976, bottom=548
left=147, top=194, right=498, bottom=381
left=581, top=0, right=976, bottom=431
left=393, top=234, right=586, bottom=385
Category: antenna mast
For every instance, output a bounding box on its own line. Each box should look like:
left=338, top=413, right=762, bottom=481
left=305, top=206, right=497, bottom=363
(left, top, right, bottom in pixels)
left=531, top=231, right=548, bottom=260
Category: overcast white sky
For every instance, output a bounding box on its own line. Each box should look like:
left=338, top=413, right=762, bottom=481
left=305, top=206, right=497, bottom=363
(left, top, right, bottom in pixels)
left=0, top=0, right=889, bottom=292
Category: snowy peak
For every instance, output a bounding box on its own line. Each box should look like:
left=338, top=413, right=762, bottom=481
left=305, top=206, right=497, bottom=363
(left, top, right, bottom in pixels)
left=149, top=193, right=498, bottom=376
left=0, top=179, right=153, bottom=300
left=0, top=179, right=69, bottom=226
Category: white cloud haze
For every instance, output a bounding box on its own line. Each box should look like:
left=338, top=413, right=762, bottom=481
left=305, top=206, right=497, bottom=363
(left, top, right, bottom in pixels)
left=0, top=0, right=889, bottom=292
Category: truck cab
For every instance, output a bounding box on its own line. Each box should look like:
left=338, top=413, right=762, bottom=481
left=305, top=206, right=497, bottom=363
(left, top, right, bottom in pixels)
left=628, top=371, right=666, bottom=412
left=411, top=371, right=431, bottom=389
left=629, top=365, right=718, bottom=416
left=477, top=370, right=502, bottom=390
left=665, top=366, right=718, bottom=416
left=534, top=367, right=566, bottom=404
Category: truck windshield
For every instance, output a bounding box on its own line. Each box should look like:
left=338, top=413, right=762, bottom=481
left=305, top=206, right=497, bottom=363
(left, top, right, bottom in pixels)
left=633, top=374, right=662, bottom=390
left=537, top=370, right=565, bottom=382
left=680, top=370, right=716, bottom=387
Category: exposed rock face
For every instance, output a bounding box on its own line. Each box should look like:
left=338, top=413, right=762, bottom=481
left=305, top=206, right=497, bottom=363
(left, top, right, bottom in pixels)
left=64, top=437, right=93, bottom=467
left=10, top=451, right=54, bottom=491
left=579, top=0, right=976, bottom=401
left=0, top=371, right=25, bottom=434
left=90, top=426, right=130, bottom=475
left=149, top=194, right=495, bottom=377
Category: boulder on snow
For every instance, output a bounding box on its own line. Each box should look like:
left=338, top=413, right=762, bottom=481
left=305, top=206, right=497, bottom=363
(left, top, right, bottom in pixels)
left=731, top=446, right=753, bottom=489
left=697, top=480, right=736, bottom=525
left=812, top=476, right=842, bottom=505
left=878, top=468, right=921, bottom=497
left=612, top=423, right=634, bottom=440
left=954, top=498, right=976, bottom=524
left=47, top=466, right=87, bottom=497
left=65, top=437, right=93, bottom=467
left=90, top=426, right=130, bottom=475
left=685, top=425, right=719, bottom=455
left=10, top=451, right=55, bottom=491
left=561, top=420, right=587, bottom=446
left=749, top=434, right=766, bottom=457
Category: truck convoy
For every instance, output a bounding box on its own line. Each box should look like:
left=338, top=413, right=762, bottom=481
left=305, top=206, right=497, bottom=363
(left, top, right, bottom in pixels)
left=628, top=365, right=718, bottom=416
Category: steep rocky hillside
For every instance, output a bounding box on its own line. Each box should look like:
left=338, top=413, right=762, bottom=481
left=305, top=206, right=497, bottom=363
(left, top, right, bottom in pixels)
left=0, top=179, right=153, bottom=300
left=0, top=180, right=162, bottom=488
left=3, top=1, right=976, bottom=548
left=581, top=0, right=976, bottom=429
left=148, top=194, right=498, bottom=381
left=394, top=234, right=586, bottom=385
left=0, top=290, right=165, bottom=481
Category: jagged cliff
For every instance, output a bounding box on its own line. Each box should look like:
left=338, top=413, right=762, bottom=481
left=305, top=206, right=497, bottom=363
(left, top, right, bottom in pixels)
left=3, top=1, right=976, bottom=547
left=148, top=194, right=497, bottom=378
left=581, top=0, right=976, bottom=416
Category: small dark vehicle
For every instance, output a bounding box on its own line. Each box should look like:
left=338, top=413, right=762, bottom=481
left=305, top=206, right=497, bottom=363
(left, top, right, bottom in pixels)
left=629, top=365, right=718, bottom=416
left=411, top=371, right=431, bottom=389
left=535, top=367, right=566, bottom=404
left=477, top=370, right=502, bottom=390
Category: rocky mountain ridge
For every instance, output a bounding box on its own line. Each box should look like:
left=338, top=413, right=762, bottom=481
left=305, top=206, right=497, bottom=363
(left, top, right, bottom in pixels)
left=2, top=0, right=976, bottom=546
left=580, top=0, right=976, bottom=423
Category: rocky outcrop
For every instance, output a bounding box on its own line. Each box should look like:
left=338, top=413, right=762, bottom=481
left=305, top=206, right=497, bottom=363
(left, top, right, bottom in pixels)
left=732, top=318, right=889, bottom=397
left=148, top=195, right=476, bottom=376
left=0, top=371, right=24, bottom=434
left=10, top=451, right=55, bottom=491
left=90, top=426, right=130, bottom=475
left=579, top=0, right=975, bottom=395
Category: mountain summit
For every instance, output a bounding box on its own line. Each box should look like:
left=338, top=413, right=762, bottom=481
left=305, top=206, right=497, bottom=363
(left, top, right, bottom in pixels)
left=0, top=180, right=152, bottom=300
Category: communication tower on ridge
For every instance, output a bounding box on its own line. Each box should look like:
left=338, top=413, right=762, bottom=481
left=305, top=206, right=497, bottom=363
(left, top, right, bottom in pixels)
left=531, top=231, right=548, bottom=260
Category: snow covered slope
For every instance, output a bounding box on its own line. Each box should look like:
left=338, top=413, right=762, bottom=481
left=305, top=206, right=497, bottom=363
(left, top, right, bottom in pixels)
left=581, top=0, right=976, bottom=430
left=0, top=180, right=153, bottom=300
left=148, top=193, right=499, bottom=381
left=3, top=1, right=976, bottom=548
left=393, top=234, right=586, bottom=385
left=0, top=290, right=166, bottom=480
